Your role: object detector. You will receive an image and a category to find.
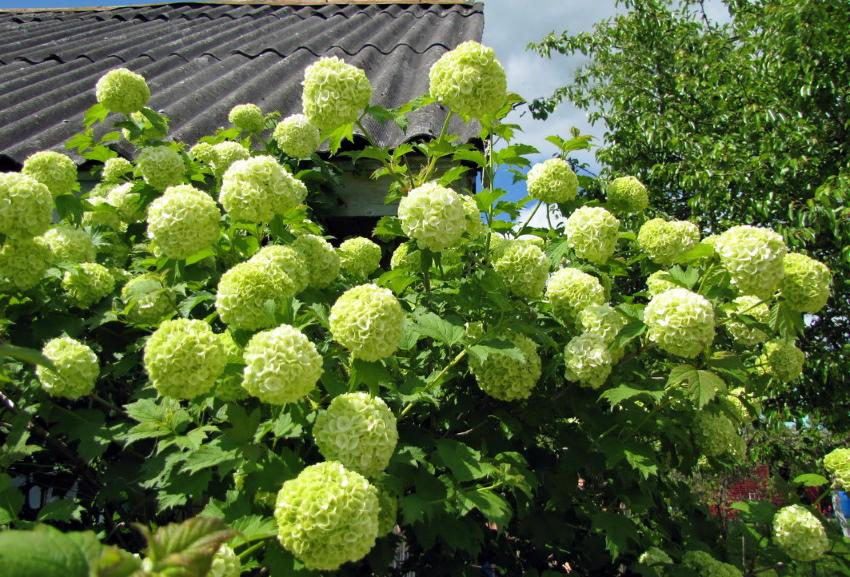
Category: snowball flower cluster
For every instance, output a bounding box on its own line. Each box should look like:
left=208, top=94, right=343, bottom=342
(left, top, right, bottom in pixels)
left=215, top=261, right=295, bottom=331
left=469, top=332, right=542, bottom=401
left=758, top=339, right=804, bottom=383
left=337, top=237, right=382, bottom=280
left=526, top=158, right=578, bottom=204
left=376, top=488, right=398, bottom=536
left=564, top=333, right=612, bottom=389
left=398, top=182, right=466, bottom=251
left=645, top=270, right=678, bottom=297
left=95, top=68, right=150, bottom=114
left=228, top=103, right=264, bottom=133
left=147, top=185, right=221, bottom=260
left=606, top=176, right=648, bottom=213
left=781, top=253, right=831, bottom=313
left=637, top=218, right=700, bottom=265
left=773, top=505, right=829, bottom=562
left=220, top=156, right=305, bottom=223
left=41, top=225, right=96, bottom=263
left=22, top=151, right=77, bottom=197
left=546, top=268, right=606, bottom=322
left=250, top=244, right=310, bottom=294
left=693, top=411, right=739, bottom=458
left=329, top=284, right=404, bottom=361
left=102, top=157, right=133, bottom=182
left=210, top=142, right=250, bottom=178
left=429, top=40, right=507, bottom=120
left=208, top=545, right=241, bottom=577
left=0, top=172, right=53, bottom=239
left=292, top=234, right=340, bottom=288
left=0, top=237, right=52, bottom=291
left=275, top=461, right=379, bottom=571
left=273, top=114, right=321, bottom=158
left=242, top=324, right=323, bottom=405
left=461, top=195, right=484, bottom=238
left=62, top=263, right=115, bottom=308
left=565, top=206, right=620, bottom=264
left=726, top=295, right=770, bottom=346
left=189, top=142, right=215, bottom=164
left=824, top=448, right=850, bottom=489
left=644, top=288, right=715, bottom=358
left=390, top=242, right=420, bottom=270
left=36, top=336, right=99, bottom=399
left=314, top=392, right=399, bottom=478
left=579, top=304, right=628, bottom=344
left=714, top=225, right=786, bottom=299
left=106, top=182, right=144, bottom=223
left=82, top=197, right=123, bottom=231
left=302, top=56, right=371, bottom=131
left=681, top=551, right=742, bottom=577
left=492, top=241, right=549, bottom=299
left=120, top=275, right=175, bottom=325
left=136, top=146, right=185, bottom=191
left=143, top=319, right=227, bottom=399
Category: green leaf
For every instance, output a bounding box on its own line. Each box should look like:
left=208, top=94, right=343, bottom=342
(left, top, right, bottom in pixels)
left=437, top=165, right=470, bottom=187
left=668, top=365, right=726, bottom=408
left=409, top=311, right=465, bottom=346
left=96, top=545, right=143, bottom=577
left=372, top=216, right=404, bottom=241
left=613, top=320, right=646, bottom=349
left=0, top=526, right=93, bottom=577
left=0, top=473, right=24, bottom=525
left=83, top=103, right=110, bottom=128
left=468, top=339, right=525, bottom=363
left=0, top=344, right=55, bottom=370
left=792, top=473, right=829, bottom=487
left=118, top=398, right=191, bottom=446
left=458, top=488, right=512, bottom=527
left=349, top=359, right=394, bottom=393
left=143, top=516, right=236, bottom=577
left=672, top=242, right=715, bottom=264
left=666, top=265, right=699, bottom=289
left=591, top=511, right=639, bottom=559
left=36, top=498, right=82, bottom=523
left=434, top=439, right=489, bottom=482
left=326, top=122, right=354, bottom=155
left=229, top=515, right=277, bottom=546
left=769, top=301, right=805, bottom=338
left=599, top=384, right=663, bottom=408
left=180, top=440, right=240, bottom=476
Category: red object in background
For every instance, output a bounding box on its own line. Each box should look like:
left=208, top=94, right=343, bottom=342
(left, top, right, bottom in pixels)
left=711, top=465, right=775, bottom=520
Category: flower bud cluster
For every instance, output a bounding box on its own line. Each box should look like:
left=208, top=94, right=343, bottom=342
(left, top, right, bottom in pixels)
left=469, top=332, right=542, bottom=401
left=429, top=41, right=506, bottom=120
left=36, top=336, right=99, bottom=399
left=302, top=57, right=371, bottom=131
left=772, top=505, right=829, bottom=562
left=526, top=159, right=578, bottom=204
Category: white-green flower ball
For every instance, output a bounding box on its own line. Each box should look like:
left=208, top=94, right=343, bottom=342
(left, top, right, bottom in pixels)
left=314, top=392, right=398, bottom=478
left=189, top=142, right=216, bottom=165
left=526, top=158, right=578, bottom=204
left=220, top=156, right=305, bottom=223
left=41, top=225, right=95, bottom=263
left=714, top=225, right=786, bottom=299
left=637, top=218, right=700, bottom=266
left=693, top=411, right=739, bottom=458
left=242, top=324, right=323, bottom=405
left=638, top=547, right=672, bottom=567
left=210, top=141, right=250, bottom=179
left=136, top=146, right=186, bottom=191
left=215, top=261, right=295, bottom=331
left=606, top=176, right=648, bottom=213
left=61, top=262, right=115, bottom=309
left=726, top=295, right=770, bottom=346
left=824, top=448, right=850, bottom=489
left=460, top=195, right=484, bottom=239
left=565, top=206, right=620, bottom=264
left=398, top=182, right=466, bottom=252
left=95, top=68, right=150, bottom=114
left=0, top=172, right=53, bottom=239
left=758, top=340, right=804, bottom=383
left=82, top=196, right=123, bottom=231
left=106, top=182, right=144, bottom=223
left=292, top=234, right=340, bottom=288
left=773, top=505, right=829, bottom=562
left=681, top=551, right=742, bottom=577
left=428, top=40, right=507, bottom=120
left=545, top=267, right=606, bottom=322
left=492, top=241, right=549, bottom=299
left=143, top=319, right=227, bottom=399
left=275, top=461, right=379, bottom=571
left=644, top=288, right=715, bottom=358
left=147, top=184, right=220, bottom=260
left=209, top=544, right=241, bottom=577
left=249, top=244, right=310, bottom=294
left=302, top=56, right=372, bottom=132
left=645, top=271, right=678, bottom=297
left=390, top=242, right=420, bottom=270
left=273, top=114, right=321, bottom=159
left=337, top=237, right=382, bottom=280
left=376, top=487, right=397, bottom=536
left=578, top=304, right=628, bottom=345
left=0, top=237, right=52, bottom=291
left=35, top=336, right=99, bottom=400
left=329, top=284, right=404, bottom=361
left=101, top=157, right=133, bottom=183
left=781, top=253, right=831, bottom=313
left=22, top=151, right=77, bottom=197
left=120, top=275, right=175, bottom=325
left=228, top=103, right=264, bottom=133
left=469, top=332, right=542, bottom=401
left=564, top=333, right=612, bottom=389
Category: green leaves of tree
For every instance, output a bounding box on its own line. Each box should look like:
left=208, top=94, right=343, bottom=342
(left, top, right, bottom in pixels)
left=667, top=365, right=726, bottom=408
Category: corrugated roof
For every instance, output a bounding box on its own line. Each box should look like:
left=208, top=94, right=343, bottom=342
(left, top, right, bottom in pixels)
left=0, top=2, right=484, bottom=167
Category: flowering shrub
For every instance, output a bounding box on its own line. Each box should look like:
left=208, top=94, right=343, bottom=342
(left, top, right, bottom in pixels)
left=0, top=41, right=842, bottom=577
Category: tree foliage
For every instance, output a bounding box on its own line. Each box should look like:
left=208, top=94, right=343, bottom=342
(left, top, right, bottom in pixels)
left=530, top=0, right=850, bottom=426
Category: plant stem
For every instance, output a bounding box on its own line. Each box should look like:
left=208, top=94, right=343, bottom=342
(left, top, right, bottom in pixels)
left=514, top=200, right=543, bottom=238
left=237, top=539, right=270, bottom=560
left=355, top=119, right=378, bottom=149
left=399, top=348, right=468, bottom=419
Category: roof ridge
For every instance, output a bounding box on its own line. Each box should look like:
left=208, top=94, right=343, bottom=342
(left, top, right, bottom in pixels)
left=0, top=1, right=481, bottom=13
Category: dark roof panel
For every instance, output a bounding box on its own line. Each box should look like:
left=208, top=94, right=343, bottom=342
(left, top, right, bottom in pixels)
left=0, top=2, right=484, bottom=166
